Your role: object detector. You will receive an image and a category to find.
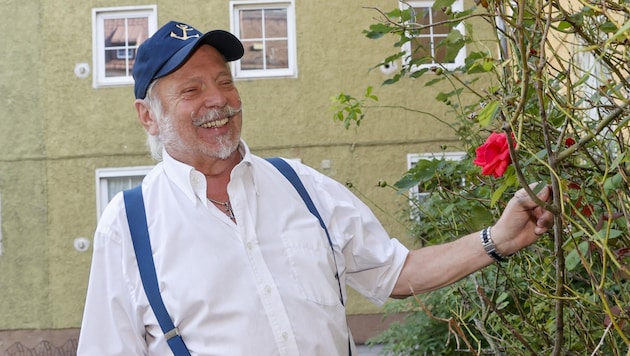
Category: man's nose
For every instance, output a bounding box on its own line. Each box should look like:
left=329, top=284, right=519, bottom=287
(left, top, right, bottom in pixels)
left=202, top=84, right=228, bottom=108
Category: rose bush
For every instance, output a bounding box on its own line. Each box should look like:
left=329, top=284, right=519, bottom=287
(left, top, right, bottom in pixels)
left=333, top=0, right=630, bottom=354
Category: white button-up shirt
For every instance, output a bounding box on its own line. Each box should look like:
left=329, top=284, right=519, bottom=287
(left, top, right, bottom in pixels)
left=78, top=141, right=409, bottom=355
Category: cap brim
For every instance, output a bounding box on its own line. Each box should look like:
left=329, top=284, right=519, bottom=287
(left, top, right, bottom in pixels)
left=154, top=30, right=244, bottom=79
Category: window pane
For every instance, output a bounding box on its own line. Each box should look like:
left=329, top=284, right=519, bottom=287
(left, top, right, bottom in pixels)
left=106, top=176, right=143, bottom=202
left=413, top=7, right=431, bottom=26
left=241, top=40, right=265, bottom=69
left=410, top=37, right=432, bottom=63
left=104, top=49, right=124, bottom=77
left=266, top=40, right=288, bottom=69
left=434, top=35, right=450, bottom=63
left=431, top=9, right=450, bottom=35
left=265, top=9, right=287, bottom=38
left=240, top=10, right=263, bottom=39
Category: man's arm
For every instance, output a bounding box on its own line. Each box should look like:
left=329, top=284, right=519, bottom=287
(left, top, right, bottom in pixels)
left=391, top=184, right=554, bottom=297
left=77, top=198, right=148, bottom=355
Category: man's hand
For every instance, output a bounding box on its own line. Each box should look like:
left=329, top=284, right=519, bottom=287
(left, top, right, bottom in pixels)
left=492, top=183, right=555, bottom=256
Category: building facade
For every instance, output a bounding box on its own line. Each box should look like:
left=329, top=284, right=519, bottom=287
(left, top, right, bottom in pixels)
left=0, top=0, right=488, bottom=351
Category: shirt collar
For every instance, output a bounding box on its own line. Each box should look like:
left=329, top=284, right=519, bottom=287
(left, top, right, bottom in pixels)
left=161, top=140, right=254, bottom=207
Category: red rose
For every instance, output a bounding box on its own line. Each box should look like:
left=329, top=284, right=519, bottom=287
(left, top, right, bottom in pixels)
left=565, top=137, right=576, bottom=147
left=473, top=132, right=513, bottom=178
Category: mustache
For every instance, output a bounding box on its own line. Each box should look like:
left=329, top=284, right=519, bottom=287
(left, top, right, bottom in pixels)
left=192, top=105, right=242, bottom=127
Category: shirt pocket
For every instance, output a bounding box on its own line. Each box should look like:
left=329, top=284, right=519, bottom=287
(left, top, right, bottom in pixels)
left=281, top=227, right=342, bottom=306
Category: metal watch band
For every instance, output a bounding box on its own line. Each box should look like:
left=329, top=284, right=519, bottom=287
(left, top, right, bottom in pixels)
left=480, top=227, right=509, bottom=263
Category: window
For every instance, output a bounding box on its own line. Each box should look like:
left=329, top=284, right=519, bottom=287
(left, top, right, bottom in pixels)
left=92, top=6, right=157, bottom=88
left=407, top=152, right=465, bottom=220
left=230, top=1, right=297, bottom=79
left=95, top=166, right=153, bottom=219
left=400, top=1, right=466, bottom=71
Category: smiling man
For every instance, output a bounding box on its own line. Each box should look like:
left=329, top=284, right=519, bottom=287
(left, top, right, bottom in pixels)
left=77, top=21, right=554, bottom=355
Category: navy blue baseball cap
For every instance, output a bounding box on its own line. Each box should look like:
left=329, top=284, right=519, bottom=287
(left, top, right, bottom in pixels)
left=132, top=21, right=244, bottom=99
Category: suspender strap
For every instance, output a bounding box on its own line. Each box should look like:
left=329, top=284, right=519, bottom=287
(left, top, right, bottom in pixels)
left=265, top=157, right=353, bottom=355
left=265, top=157, right=344, bottom=304
left=124, top=160, right=352, bottom=355
left=123, top=185, right=191, bottom=356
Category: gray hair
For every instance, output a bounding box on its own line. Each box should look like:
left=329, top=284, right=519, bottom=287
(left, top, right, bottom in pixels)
left=144, top=80, right=164, bottom=161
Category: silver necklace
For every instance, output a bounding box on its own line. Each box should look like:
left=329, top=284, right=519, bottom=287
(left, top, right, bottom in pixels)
left=208, top=198, right=235, bottom=220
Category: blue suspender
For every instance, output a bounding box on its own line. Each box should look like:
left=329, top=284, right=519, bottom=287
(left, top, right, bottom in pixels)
left=123, top=158, right=350, bottom=355
left=265, top=157, right=345, bottom=306
left=266, top=158, right=353, bottom=356
left=123, top=185, right=191, bottom=356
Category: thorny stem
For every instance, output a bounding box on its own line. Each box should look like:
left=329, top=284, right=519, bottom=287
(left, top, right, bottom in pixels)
left=532, top=0, right=567, bottom=354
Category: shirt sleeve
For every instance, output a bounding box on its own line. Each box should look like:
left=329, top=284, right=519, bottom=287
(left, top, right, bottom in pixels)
left=77, top=195, right=148, bottom=355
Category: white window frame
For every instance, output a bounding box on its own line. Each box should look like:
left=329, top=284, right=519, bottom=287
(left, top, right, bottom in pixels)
left=407, top=152, right=466, bottom=219
left=95, top=166, right=153, bottom=219
left=229, top=0, right=297, bottom=79
left=400, top=0, right=466, bottom=71
left=92, top=5, right=157, bottom=88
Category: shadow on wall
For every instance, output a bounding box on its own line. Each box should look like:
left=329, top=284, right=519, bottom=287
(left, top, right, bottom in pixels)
left=3, top=339, right=77, bottom=356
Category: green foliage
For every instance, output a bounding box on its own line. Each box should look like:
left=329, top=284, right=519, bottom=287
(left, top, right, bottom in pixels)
left=331, top=86, right=378, bottom=129
left=334, top=0, right=630, bottom=354
left=367, top=289, right=459, bottom=355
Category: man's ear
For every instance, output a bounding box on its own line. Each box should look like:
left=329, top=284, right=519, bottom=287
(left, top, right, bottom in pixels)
left=135, top=99, right=160, bottom=136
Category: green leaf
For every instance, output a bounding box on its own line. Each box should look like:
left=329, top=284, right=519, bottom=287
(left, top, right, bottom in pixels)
left=609, top=151, right=626, bottom=170
left=603, top=173, right=624, bottom=193
left=436, top=92, right=450, bottom=102
left=468, top=206, right=494, bottom=230
left=491, top=183, right=509, bottom=206
left=595, top=229, right=624, bottom=240
left=558, top=21, right=572, bottom=31
left=565, top=241, right=589, bottom=271
left=599, top=21, right=618, bottom=33
left=385, top=8, right=403, bottom=18
left=364, top=23, right=393, bottom=39
left=482, top=59, right=494, bottom=72
left=477, top=100, right=500, bottom=127
left=433, top=0, right=456, bottom=10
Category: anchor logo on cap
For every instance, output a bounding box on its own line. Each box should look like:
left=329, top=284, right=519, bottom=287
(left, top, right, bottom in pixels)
left=170, top=24, right=200, bottom=41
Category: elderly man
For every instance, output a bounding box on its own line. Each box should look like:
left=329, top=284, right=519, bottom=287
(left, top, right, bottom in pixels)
left=77, top=21, right=553, bottom=355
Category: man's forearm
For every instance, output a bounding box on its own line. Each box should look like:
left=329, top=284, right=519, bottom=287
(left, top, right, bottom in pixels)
left=390, top=231, right=494, bottom=298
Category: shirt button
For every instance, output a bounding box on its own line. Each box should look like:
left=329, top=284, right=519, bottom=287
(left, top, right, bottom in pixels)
left=282, top=332, right=289, bottom=339
left=264, top=285, right=272, bottom=294
left=246, top=242, right=253, bottom=250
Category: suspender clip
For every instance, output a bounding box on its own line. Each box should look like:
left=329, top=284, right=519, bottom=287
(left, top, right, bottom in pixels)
left=165, top=327, right=181, bottom=341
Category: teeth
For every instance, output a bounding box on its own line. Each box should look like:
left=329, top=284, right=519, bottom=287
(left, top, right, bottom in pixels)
left=201, top=117, right=229, bottom=128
